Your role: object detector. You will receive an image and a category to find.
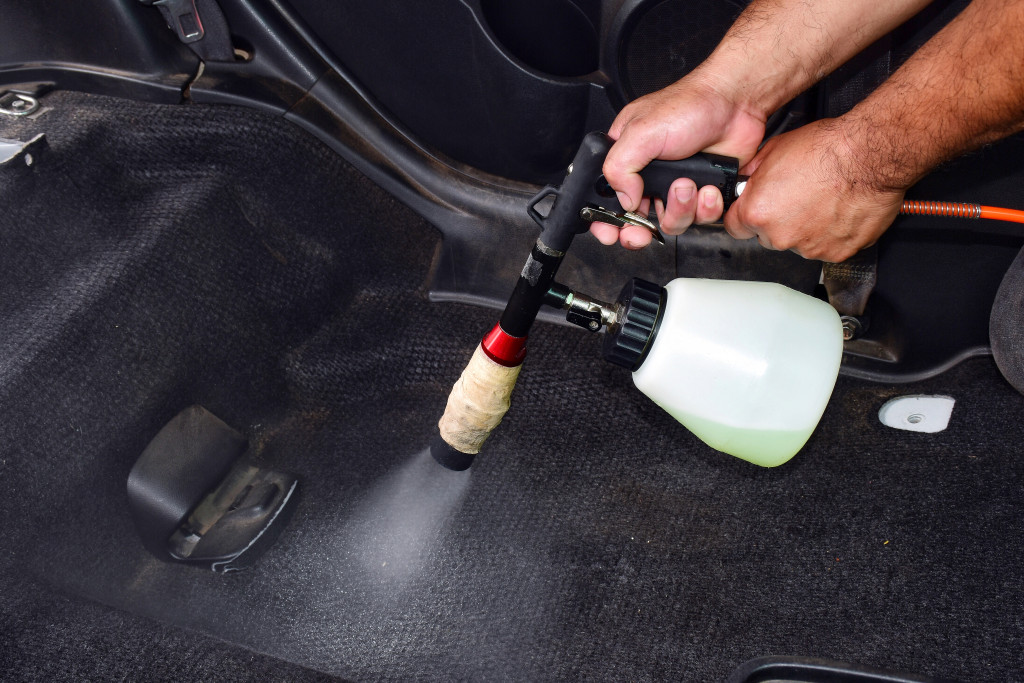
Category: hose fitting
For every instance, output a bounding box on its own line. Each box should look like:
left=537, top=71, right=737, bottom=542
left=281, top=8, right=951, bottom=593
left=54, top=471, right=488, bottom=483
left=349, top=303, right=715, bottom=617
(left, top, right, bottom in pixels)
left=900, top=200, right=981, bottom=219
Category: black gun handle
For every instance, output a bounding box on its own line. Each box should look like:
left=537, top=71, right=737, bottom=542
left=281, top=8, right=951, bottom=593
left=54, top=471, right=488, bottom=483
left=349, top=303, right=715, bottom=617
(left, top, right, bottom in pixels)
left=574, top=132, right=741, bottom=216
left=637, top=153, right=741, bottom=209
left=530, top=132, right=742, bottom=251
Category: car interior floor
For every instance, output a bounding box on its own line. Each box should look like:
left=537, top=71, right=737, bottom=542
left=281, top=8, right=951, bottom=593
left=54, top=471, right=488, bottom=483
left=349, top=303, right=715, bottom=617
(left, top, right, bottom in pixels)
left=1, top=91, right=1022, bottom=682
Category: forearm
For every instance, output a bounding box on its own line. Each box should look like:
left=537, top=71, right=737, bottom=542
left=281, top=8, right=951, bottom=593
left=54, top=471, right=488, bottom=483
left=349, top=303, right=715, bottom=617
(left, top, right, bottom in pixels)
left=722, top=0, right=1024, bottom=262
left=837, top=0, right=1024, bottom=193
left=699, top=0, right=935, bottom=118
left=600, top=0, right=937, bottom=249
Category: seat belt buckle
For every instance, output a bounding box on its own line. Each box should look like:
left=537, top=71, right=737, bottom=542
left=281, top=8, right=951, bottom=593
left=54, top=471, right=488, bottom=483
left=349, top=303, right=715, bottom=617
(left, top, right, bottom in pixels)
left=147, top=0, right=206, bottom=44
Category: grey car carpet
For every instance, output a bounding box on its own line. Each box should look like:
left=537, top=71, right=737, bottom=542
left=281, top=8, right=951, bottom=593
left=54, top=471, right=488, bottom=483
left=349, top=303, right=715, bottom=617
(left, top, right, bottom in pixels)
left=1, top=91, right=1023, bottom=682
left=0, top=571, right=339, bottom=682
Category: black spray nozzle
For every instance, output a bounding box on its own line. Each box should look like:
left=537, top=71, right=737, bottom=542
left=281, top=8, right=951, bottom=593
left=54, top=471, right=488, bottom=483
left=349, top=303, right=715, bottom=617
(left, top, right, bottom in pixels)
left=430, top=434, right=476, bottom=472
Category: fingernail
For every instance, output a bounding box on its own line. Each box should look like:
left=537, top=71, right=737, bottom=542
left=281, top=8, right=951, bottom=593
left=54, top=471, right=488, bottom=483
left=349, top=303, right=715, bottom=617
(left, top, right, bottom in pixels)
left=704, top=191, right=717, bottom=209
left=616, top=191, right=632, bottom=211
left=675, top=186, right=694, bottom=203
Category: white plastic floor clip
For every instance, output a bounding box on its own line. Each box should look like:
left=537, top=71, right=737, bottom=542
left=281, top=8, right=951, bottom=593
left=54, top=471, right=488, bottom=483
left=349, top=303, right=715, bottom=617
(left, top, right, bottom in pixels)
left=0, top=133, right=45, bottom=166
left=0, top=137, right=26, bottom=164
left=878, top=394, right=955, bottom=433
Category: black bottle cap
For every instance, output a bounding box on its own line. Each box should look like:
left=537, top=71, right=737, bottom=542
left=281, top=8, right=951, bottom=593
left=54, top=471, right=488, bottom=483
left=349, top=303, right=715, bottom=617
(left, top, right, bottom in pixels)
left=602, top=278, right=666, bottom=371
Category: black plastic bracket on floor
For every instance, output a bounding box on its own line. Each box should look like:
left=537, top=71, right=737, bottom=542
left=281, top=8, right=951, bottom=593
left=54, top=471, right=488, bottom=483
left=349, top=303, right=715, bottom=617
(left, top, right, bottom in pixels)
left=727, top=656, right=959, bottom=683
left=127, top=405, right=298, bottom=572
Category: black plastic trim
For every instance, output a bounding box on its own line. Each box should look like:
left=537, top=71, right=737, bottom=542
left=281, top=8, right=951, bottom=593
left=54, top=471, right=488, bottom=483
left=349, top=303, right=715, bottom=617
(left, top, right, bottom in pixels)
left=0, top=0, right=198, bottom=103
left=1, top=0, right=1018, bottom=385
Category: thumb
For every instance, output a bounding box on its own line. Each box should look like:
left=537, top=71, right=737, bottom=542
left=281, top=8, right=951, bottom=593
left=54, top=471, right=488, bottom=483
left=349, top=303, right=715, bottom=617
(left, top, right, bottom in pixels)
left=602, top=127, right=670, bottom=212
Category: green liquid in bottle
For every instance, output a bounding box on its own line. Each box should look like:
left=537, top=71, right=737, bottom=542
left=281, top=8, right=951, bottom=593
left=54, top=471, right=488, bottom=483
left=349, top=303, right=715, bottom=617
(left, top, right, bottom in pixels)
left=675, top=412, right=811, bottom=467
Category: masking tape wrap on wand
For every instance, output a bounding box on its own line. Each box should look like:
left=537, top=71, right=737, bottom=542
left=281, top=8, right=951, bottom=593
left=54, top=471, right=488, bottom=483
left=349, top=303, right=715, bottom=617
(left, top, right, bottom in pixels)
left=438, top=344, right=521, bottom=454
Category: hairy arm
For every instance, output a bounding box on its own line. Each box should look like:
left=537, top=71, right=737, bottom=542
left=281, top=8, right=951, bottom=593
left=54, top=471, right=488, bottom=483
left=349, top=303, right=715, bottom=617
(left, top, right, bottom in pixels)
left=842, top=0, right=1024, bottom=191
left=705, top=0, right=934, bottom=119
left=729, top=0, right=1024, bottom=261
left=597, top=0, right=932, bottom=248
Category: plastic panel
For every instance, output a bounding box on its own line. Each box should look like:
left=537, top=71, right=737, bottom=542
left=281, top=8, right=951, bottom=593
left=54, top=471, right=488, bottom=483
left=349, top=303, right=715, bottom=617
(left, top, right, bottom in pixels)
left=0, top=0, right=197, bottom=102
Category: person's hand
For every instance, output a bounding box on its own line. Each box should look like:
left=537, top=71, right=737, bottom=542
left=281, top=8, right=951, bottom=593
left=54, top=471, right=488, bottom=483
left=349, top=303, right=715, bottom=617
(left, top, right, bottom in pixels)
left=724, top=118, right=905, bottom=262
left=593, top=72, right=767, bottom=249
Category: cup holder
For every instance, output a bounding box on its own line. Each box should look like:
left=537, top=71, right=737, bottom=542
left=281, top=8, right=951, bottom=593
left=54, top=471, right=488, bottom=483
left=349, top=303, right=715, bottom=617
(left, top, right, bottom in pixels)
left=480, top=0, right=599, bottom=78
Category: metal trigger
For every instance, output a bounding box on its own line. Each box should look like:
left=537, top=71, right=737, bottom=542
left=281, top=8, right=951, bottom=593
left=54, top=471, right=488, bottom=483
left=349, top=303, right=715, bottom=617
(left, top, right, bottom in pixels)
left=578, top=206, right=665, bottom=245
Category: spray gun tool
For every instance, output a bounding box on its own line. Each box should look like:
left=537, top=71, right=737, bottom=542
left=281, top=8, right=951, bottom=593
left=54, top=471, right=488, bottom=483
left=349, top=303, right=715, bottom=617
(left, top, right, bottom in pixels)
left=430, top=132, right=741, bottom=471
left=432, top=131, right=1024, bottom=472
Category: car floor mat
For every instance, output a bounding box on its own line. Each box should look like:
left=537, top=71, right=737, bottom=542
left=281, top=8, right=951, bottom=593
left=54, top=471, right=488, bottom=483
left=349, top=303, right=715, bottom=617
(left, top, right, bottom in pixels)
left=1, top=91, right=1023, bottom=682
left=0, top=570, right=339, bottom=681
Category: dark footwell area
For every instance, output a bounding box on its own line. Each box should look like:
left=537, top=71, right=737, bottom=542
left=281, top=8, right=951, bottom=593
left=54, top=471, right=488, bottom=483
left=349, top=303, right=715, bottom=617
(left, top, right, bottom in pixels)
left=1, top=92, right=1023, bottom=681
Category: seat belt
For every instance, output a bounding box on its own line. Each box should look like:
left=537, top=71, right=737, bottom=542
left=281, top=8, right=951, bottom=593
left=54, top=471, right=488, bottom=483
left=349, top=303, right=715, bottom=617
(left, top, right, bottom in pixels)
left=823, top=246, right=878, bottom=341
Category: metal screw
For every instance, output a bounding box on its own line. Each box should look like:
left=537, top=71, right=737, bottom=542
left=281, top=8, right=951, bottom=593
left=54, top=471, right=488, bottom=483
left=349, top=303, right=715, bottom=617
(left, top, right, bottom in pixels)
left=11, top=99, right=26, bottom=111
left=588, top=320, right=599, bottom=331
left=907, top=414, right=924, bottom=425
left=840, top=316, right=862, bottom=341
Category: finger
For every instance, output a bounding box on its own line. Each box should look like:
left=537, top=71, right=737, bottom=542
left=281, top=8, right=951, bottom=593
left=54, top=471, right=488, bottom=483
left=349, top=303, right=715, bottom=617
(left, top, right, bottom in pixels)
left=739, top=146, right=769, bottom=178
left=757, top=234, right=776, bottom=251
left=589, top=221, right=621, bottom=246
left=608, top=105, right=637, bottom=140
left=658, top=178, right=698, bottom=235
left=694, top=186, right=724, bottom=224
left=602, top=126, right=668, bottom=212
left=653, top=198, right=666, bottom=225
left=722, top=204, right=758, bottom=241
left=618, top=224, right=654, bottom=250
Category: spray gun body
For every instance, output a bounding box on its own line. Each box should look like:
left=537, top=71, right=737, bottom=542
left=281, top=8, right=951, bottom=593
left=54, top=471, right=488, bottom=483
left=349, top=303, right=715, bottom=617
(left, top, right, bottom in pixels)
left=431, top=131, right=1024, bottom=471
left=431, top=132, right=744, bottom=470
left=482, top=132, right=740, bottom=355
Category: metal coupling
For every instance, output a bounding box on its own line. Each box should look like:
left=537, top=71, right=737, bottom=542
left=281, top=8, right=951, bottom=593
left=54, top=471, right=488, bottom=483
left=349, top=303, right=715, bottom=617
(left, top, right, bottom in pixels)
left=544, top=283, right=617, bottom=332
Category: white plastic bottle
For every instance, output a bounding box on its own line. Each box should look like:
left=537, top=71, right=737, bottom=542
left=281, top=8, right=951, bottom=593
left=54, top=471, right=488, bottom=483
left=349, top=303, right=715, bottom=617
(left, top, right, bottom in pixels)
left=604, top=278, right=844, bottom=467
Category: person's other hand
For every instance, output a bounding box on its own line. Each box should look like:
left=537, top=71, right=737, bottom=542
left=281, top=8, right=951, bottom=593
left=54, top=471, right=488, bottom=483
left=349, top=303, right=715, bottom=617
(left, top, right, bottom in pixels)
left=593, top=73, right=766, bottom=249
left=724, top=119, right=904, bottom=262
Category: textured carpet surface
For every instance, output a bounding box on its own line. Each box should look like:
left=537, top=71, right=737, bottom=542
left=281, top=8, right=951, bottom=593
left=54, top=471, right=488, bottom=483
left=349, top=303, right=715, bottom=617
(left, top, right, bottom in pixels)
left=1, top=91, right=1023, bottom=682
left=0, top=571, right=339, bottom=682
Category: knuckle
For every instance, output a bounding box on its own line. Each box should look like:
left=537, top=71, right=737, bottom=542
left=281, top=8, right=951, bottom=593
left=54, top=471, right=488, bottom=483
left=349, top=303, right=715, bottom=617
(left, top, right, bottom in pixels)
left=770, top=233, right=796, bottom=252
left=602, top=152, right=625, bottom=179
left=663, top=213, right=693, bottom=233
left=831, top=246, right=858, bottom=263
left=738, top=197, right=771, bottom=227
left=802, top=245, right=834, bottom=262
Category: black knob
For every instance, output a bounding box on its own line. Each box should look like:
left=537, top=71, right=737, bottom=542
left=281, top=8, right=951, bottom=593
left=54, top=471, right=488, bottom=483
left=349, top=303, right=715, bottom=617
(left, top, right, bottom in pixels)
left=602, top=278, right=665, bottom=371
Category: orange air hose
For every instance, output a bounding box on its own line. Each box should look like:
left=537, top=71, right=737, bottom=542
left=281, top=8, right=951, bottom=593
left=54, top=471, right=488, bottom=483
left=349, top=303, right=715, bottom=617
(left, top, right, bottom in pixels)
left=900, top=200, right=1024, bottom=224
